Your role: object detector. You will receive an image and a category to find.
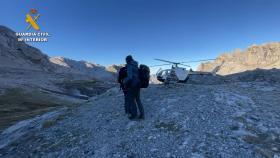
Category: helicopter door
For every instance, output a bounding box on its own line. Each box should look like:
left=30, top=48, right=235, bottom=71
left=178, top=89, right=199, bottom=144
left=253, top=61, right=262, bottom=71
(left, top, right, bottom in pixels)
left=174, top=67, right=189, bottom=81
left=161, top=70, right=169, bottom=79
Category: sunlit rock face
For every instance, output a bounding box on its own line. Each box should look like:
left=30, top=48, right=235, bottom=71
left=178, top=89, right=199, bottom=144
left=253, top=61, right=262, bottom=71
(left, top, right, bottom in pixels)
left=197, top=42, right=280, bottom=75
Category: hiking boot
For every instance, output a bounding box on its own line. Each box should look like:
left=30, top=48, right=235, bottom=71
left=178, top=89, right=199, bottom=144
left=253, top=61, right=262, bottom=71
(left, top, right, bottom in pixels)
left=138, top=114, right=145, bottom=120
left=128, top=116, right=138, bottom=120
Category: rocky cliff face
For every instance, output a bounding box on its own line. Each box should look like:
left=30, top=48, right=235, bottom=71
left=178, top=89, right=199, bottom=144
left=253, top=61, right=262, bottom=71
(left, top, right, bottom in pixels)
left=0, top=25, right=117, bottom=82
left=197, top=42, right=280, bottom=75
left=49, top=57, right=115, bottom=81
left=106, top=64, right=124, bottom=73
left=0, top=26, right=53, bottom=71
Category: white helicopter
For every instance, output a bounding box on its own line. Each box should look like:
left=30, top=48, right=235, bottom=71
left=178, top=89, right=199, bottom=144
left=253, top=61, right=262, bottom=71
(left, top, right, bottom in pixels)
left=151, top=58, right=220, bottom=84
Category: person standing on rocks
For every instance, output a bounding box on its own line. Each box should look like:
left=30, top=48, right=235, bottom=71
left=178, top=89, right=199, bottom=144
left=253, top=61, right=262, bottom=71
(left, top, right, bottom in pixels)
left=124, top=55, right=145, bottom=120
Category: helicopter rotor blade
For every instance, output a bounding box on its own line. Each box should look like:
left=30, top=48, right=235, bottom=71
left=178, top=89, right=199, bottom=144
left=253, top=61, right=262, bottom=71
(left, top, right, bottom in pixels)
left=179, top=63, right=191, bottom=67
left=154, top=58, right=179, bottom=64
left=149, top=63, right=172, bottom=67
left=181, top=59, right=216, bottom=64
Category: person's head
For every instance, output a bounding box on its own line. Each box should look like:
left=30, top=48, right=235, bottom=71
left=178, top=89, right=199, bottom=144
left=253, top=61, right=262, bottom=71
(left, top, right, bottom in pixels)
left=125, top=55, right=133, bottom=63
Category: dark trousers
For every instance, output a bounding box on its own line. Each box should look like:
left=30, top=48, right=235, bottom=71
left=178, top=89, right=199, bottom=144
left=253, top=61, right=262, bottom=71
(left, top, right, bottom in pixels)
left=123, top=91, right=129, bottom=114
left=127, top=87, right=144, bottom=118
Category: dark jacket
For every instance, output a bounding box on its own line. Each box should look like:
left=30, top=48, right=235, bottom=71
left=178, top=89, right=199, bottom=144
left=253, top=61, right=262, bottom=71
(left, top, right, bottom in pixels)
left=124, top=60, right=140, bottom=88
left=118, top=66, right=127, bottom=91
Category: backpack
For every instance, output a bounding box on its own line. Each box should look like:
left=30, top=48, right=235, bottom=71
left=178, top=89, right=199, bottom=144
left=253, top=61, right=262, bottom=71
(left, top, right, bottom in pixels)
left=138, top=64, right=150, bottom=88
left=118, top=66, right=127, bottom=90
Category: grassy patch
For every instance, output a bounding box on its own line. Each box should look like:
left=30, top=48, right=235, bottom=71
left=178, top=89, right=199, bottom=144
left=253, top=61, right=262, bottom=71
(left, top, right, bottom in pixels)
left=42, top=119, right=58, bottom=129
left=229, top=125, right=239, bottom=131
left=0, top=88, right=73, bottom=131
left=243, top=135, right=264, bottom=144
left=233, top=116, right=247, bottom=124
left=57, top=79, right=112, bottom=97
left=243, top=132, right=280, bottom=158
left=42, top=114, right=66, bottom=129
left=60, top=80, right=98, bottom=89
left=254, top=148, right=274, bottom=158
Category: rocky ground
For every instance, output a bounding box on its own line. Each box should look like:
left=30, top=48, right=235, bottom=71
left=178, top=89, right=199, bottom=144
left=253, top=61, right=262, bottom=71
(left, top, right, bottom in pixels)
left=0, top=81, right=279, bottom=158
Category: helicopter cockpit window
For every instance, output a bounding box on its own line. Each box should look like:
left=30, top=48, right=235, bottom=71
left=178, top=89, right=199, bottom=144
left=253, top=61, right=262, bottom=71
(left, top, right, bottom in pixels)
left=163, top=70, right=169, bottom=76
left=157, top=71, right=163, bottom=76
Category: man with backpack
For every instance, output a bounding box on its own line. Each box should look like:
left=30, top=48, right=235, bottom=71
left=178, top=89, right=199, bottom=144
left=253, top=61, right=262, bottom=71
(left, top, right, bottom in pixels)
left=123, top=55, right=149, bottom=120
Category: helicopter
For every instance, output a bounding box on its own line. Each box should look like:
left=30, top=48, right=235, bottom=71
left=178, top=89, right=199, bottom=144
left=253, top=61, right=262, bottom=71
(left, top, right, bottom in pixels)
left=151, top=58, right=219, bottom=84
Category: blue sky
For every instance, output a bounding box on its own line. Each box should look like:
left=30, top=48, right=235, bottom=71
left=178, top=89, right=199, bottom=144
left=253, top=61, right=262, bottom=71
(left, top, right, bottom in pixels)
left=1, top=0, right=280, bottom=72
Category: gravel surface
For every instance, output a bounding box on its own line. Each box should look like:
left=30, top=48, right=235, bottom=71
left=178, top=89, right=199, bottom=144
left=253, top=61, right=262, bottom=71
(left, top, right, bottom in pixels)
left=0, top=82, right=280, bottom=158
